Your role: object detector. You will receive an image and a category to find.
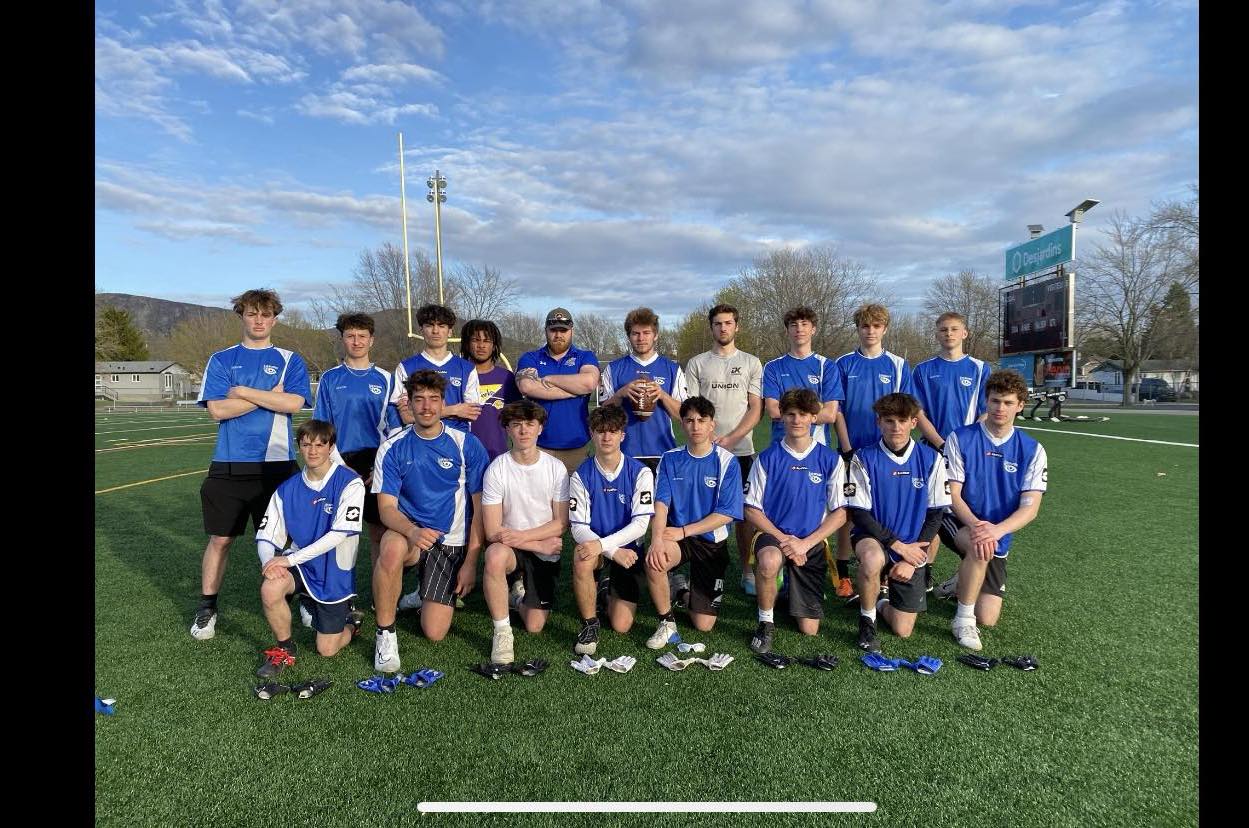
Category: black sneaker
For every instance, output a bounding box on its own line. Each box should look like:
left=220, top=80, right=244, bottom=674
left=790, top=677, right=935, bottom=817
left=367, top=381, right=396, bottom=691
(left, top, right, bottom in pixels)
left=595, top=572, right=611, bottom=622
left=348, top=609, right=365, bottom=636
left=574, top=618, right=600, bottom=655
left=256, top=645, right=296, bottom=678
left=857, top=615, right=881, bottom=653
left=749, top=620, right=775, bottom=654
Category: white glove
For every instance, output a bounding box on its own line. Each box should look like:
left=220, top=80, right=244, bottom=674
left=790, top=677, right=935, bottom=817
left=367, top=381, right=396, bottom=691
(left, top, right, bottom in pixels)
left=570, top=654, right=606, bottom=675
left=656, top=652, right=696, bottom=672
left=700, top=653, right=734, bottom=671
left=605, top=655, right=637, bottom=673
left=677, top=642, right=706, bottom=654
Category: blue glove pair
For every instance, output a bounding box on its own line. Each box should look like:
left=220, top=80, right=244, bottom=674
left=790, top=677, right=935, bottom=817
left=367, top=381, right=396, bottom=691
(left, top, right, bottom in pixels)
left=861, top=654, right=943, bottom=674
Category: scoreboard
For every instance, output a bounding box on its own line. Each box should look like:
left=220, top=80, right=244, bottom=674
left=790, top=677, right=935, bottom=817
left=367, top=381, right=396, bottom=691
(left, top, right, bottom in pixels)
left=999, top=273, right=1073, bottom=355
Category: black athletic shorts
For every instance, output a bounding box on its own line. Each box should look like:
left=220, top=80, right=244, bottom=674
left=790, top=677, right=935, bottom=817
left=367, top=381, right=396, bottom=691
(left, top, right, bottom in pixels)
left=518, top=550, right=560, bottom=611
left=938, top=513, right=1007, bottom=597
left=200, top=460, right=299, bottom=537
left=340, top=448, right=380, bottom=525
left=638, top=456, right=661, bottom=474
left=736, top=455, right=755, bottom=496
left=403, top=542, right=466, bottom=607
left=885, top=561, right=928, bottom=613
left=754, top=533, right=827, bottom=619
left=607, top=547, right=647, bottom=604
left=290, top=575, right=352, bottom=634
left=678, top=536, right=729, bottom=616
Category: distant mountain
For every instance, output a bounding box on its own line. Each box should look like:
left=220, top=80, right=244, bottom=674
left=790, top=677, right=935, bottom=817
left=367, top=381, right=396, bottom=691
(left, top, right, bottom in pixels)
left=95, top=293, right=233, bottom=340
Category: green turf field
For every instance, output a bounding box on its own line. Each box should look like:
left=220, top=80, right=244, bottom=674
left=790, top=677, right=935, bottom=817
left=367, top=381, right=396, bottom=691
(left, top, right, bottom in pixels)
left=94, top=409, right=1198, bottom=826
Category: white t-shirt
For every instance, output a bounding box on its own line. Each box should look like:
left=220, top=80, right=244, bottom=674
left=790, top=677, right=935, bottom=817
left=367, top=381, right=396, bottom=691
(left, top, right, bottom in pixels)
left=481, top=450, right=570, bottom=561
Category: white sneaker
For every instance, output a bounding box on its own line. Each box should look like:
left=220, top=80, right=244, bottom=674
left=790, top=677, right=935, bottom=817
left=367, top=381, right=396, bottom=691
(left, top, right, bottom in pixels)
left=952, top=621, right=983, bottom=651
left=508, top=580, right=525, bottom=611
left=190, top=608, right=217, bottom=640
left=934, top=574, right=958, bottom=600
left=491, top=625, right=515, bottom=665
left=646, top=619, right=680, bottom=650
left=397, top=589, right=423, bottom=612
left=374, top=629, right=401, bottom=673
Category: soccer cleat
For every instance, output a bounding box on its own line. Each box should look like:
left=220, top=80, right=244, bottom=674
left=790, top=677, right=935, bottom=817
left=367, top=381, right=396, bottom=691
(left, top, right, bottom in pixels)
left=190, top=607, right=217, bottom=640
left=491, top=625, right=515, bottom=665
left=670, top=572, right=690, bottom=610
left=645, top=619, right=680, bottom=650
left=374, top=629, right=401, bottom=673
left=348, top=609, right=365, bottom=637
left=934, top=574, right=958, bottom=600
left=749, top=621, right=775, bottom=654
left=256, top=645, right=296, bottom=678
left=956, top=654, right=998, bottom=671
left=952, top=621, right=983, bottom=651
left=857, top=615, right=882, bottom=653
left=835, top=577, right=856, bottom=601
left=924, top=564, right=934, bottom=593
left=508, top=579, right=526, bottom=612
left=741, top=571, right=757, bottom=597
left=397, top=589, right=423, bottom=612
left=575, top=618, right=600, bottom=656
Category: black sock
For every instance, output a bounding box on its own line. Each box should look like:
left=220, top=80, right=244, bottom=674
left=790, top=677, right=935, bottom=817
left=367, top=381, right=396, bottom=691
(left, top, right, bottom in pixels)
left=199, top=593, right=218, bottom=610
left=377, top=622, right=396, bottom=634
left=660, top=610, right=675, bottom=623
left=277, top=638, right=296, bottom=653
left=835, top=560, right=850, bottom=579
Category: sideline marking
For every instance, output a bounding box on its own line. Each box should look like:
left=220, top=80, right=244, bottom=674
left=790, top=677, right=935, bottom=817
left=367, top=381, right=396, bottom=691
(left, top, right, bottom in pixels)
left=416, top=802, right=877, bottom=814
left=1015, top=425, right=1197, bottom=448
left=96, top=435, right=216, bottom=453
left=96, top=469, right=205, bottom=494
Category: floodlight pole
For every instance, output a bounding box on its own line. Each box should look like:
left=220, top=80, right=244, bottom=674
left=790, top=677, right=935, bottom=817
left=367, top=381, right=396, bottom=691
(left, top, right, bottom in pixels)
left=428, top=170, right=447, bottom=305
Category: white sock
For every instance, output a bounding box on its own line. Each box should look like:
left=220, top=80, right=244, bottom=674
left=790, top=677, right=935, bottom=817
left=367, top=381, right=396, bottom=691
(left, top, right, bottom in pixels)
left=758, top=608, right=774, bottom=623
left=492, top=617, right=510, bottom=631
left=954, top=602, right=976, bottom=624
left=860, top=606, right=876, bottom=622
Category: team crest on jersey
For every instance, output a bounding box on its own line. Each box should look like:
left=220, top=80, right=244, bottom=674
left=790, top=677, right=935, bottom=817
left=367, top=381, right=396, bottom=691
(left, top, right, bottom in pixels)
left=843, top=482, right=857, bottom=497
left=913, top=478, right=924, bottom=489
left=323, top=502, right=334, bottom=515
left=369, top=384, right=383, bottom=395
left=808, top=472, right=823, bottom=484
left=565, top=358, right=576, bottom=366
left=264, top=365, right=278, bottom=375
left=1003, top=461, right=1018, bottom=473
left=437, top=458, right=454, bottom=469
left=878, top=374, right=891, bottom=384
left=959, top=377, right=973, bottom=387
left=655, top=377, right=666, bottom=386
left=617, top=493, right=627, bottom=504
left=807, top=375, right=819, bottom=385
left=345, top=506, right=361, bottom=522
left=703, top=476, right=717, bottom=488
left=492, top=398, right=504, bottom=410
left=450, top=377, right=462, bottom=387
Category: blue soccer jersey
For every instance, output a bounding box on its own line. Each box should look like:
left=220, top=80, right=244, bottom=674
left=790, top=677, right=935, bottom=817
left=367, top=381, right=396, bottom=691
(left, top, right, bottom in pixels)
left=390, top=351, right=481, bottom=432
left=372, top=425, right=488, bottom=546
left=568, top=454, right=656, bottom=553
left=198, top=344, right=313, bottom=462
left=835, top=349, right=915, bottom=450
left=654, top=445, right=743, bottom=543
left=761, top=353, right=844, bottom=445
left=944, top=423, right=1047, bottom=558
left=913, top=355, right=989, bottom=442
left=745, top=440, right=847, bottom=538
left=314, top=363, right=403, bottom=453
left=599, top=353, right=689, bottom=459
left=516, top=344, right=600, bottom=450
left=844, top=440, right=950, bottom=564
left=255, top=461, right=364, bottom=604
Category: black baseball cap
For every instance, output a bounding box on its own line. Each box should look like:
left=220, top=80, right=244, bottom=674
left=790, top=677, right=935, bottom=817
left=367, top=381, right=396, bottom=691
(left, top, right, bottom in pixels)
left=545, top=308, right=574, bottom=329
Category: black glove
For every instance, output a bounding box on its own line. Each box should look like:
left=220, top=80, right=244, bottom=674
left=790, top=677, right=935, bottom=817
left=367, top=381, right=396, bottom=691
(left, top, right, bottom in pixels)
left=253, top=682, right=290, bottom=700
left=511, top=659, right=549, bottom=677
left=1001, top=655, right=1039, bottom=671
left=755, top=652, right=793, bottom=669
left=470, top=662, right=510, bottom=680
left=290, top=678, right=333, bottom=699
left=955, top=654, right=998, bottom=671
left=798, top=654, right=840, bottom=671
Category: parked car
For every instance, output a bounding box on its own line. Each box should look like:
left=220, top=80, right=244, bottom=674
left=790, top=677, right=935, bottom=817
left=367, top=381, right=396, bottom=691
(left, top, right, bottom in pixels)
left=1137, top=378, right=1177, bottom=401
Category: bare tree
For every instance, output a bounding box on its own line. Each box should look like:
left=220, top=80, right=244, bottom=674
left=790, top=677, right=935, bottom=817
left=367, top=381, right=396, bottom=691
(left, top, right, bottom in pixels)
left=273, top=310, right=339, bottom=378
left=921, top=269, right=1001, bottom=362
left=571, top=312, right=626, bottom=361
left=880, top=313, right=932, bottom=365
left=451, top=263, right=521, bottom=321
left=165, top=313, right=245, bottom=378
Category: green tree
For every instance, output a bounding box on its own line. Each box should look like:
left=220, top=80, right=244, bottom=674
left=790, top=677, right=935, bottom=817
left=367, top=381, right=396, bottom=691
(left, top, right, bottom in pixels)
left=95, top=307, right=149, bottom=361
left=1147, top=282, right=1198, bottom=362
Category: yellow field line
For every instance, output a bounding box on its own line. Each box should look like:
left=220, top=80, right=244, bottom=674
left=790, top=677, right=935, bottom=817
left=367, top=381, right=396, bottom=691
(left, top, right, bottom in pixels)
left=96, top=435, right=217, bottom=453
left=96, top=469, right=206, bottom=494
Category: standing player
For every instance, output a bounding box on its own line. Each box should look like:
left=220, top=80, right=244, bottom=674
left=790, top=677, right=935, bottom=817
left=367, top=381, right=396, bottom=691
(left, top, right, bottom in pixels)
left=568, top=404, right=655, bottom=654
left=390, top=304, right=481, bottom=432
left=191, top=288, right=312, bottom=641
left=744, top=389, right=848, bottom=654
left=843, top=393, right=949, bottom=652
left=461, top=319, right=521, bottom=461
left=371, top=371, right=488, bottom=672
left=480, top=401, right=570, bottom=665
left=832, top=303, right=915, bottom=600
left=643, top=397, right=743, bottom=648
left=599, top=307, right=688, bottom=470
left=515, top=308, right=601, bottom=475
left=937, top=370, right=1048, bottom=651
left=684, top=303, right=764, bottom=595
left=254, top=420, right=366, bottom=677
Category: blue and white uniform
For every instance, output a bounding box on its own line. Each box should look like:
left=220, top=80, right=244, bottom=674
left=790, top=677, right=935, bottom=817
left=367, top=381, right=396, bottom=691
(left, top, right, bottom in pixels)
left=944, top=423, right=1047, bottom=558
left=390, top=351, right=481, bottom=432
left=198, top=344, right=313, bottom=462
left=835, top=349, right=915, bottom=450
left=568, top=454, right=656, bottom=555
left=516, top=345, right=600, bottom=450
left=255, top=460, right=364, bottom=604
left=599, top=353, right=688, bottom=459
left=315, top=363, right=403, bottom=452
left=845, top=440, right=950, bottom=564
left=372, top=425, right=488, bottom=546
left=654, top=445, right=744, bottom=542
left=745, top=441, right=847, bottom=537
left=761, top=353, right=844, bottom=445
left=913, top=355, right=989, bottom=443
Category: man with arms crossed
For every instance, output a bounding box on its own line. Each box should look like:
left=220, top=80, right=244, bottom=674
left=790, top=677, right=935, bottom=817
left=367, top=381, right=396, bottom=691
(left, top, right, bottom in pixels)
left=192, top=288, right=312, bottom=640
left=643, top=396, right=743, bottom=648
left=938, top=370, right=1048, bottom=651
left=480, top=400, right=570, bottom=665
left=684, top=303, right=763, bottom=596
left=372, top=371, right=488, bottom=672
left=515, top=308, right=601, bottom=475
left=569, top=404, right=655, bottom=655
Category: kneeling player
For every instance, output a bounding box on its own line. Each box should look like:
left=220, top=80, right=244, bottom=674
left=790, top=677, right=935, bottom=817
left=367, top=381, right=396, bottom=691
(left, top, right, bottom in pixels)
left=844, top=393, right=950, bottom=652
left=938, top=369, right=1047, bottom=650
left=744, top=389, right=848, bottom=653
left=254, top=420, right=366, bottom=678
left=481, top=400, right=571, bottom=664
left=644, top=396, right=743, bottom=648
left=569, top=404, right=656, bottom=654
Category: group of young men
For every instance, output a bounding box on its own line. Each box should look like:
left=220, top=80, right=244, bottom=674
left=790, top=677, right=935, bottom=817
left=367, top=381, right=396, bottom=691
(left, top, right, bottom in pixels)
left=189, top=289, right=1047, bottom=679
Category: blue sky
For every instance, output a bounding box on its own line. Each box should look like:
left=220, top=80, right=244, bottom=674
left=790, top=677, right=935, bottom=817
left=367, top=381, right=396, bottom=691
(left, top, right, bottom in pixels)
left=95, top=0, right=1198, bottom=322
